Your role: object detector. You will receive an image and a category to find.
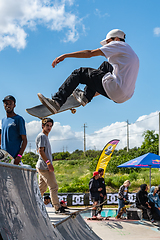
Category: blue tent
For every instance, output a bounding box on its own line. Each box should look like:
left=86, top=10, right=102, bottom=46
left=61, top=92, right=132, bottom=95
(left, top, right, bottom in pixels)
left=117, top=153, right=160, bottom=188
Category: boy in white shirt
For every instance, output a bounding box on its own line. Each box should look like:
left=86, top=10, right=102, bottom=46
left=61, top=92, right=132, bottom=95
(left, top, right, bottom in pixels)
left=38, top=29, right=139, bottom=113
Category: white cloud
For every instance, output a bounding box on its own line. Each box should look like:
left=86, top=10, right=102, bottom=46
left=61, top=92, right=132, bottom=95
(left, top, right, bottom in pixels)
left=1, top=111, right=159, bottom=153
left=24, top=111, right=159, bottom=153
left=153, top=27, right=160, bottom=37
left=87, top=111, right=159, bottom=151
left=25, top=121, right=84, bottom=153
left=0, top=0, right=82, bottom=51
left=94, top=8, right=110, bottom=18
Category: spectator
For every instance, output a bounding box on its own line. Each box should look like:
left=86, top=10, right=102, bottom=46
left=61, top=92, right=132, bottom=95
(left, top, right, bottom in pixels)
left=157, top=185, right=160, bottom=199
left=44, top=196, right=53, bottom=207
left=136, top=184, right=155, bottom=223
left=60, top=200, right=70, bottom=212
left=0, top=95, right=27, bottom=164
left=60, top=200, right=68, bottom=208
left=36, top=118, right=66, bottom=213
left=117, top=180, right=130, bottom=214
left=97, top=168, right=107, bottom=216
left=89, top=171, right=102, bottom=217
left=148, top=186, right=160, bottom=219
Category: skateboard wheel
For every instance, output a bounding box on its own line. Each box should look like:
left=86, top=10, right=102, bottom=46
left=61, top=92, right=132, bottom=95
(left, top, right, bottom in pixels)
left=71, top=214, right=76, bottom=219
left=71, top=109, right=76, bottom=114
left=97, top=207, right=101, bottom=212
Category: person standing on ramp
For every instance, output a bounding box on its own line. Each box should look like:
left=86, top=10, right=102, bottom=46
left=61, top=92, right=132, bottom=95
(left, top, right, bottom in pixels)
left=36, top=118, right=66, bottom=213
left=0, top=95, right=27, bottom=165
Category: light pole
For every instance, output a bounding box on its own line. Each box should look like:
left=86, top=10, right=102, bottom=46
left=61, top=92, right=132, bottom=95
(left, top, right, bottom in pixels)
left=83, top=123, right=87, bottom=157
left=127, top=120, right=129, bottom=152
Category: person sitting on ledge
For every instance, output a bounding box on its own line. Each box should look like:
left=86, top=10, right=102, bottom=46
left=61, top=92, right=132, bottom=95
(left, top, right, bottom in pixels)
left=136, top=184, right=155, bottom=223
left=148, top=186, right=160, bottom=219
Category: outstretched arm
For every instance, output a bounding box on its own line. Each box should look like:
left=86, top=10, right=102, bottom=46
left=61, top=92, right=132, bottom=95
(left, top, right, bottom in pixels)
left=52, top=49, right=105, bottom=68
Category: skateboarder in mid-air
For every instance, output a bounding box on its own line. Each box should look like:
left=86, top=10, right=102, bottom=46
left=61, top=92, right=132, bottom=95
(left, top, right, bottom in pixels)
left=38, top=29, right=139, bottom=113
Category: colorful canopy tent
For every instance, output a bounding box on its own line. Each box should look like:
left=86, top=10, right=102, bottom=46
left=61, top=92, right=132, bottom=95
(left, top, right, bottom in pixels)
left=117, top=153, right=160, bottom=189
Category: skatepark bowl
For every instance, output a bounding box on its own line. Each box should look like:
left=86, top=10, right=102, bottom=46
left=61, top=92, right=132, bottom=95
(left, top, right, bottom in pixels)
left=1, top=162, right=160, bottom=240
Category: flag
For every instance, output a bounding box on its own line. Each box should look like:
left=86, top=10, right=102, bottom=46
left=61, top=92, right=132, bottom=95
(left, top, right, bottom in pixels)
left=96, top=139, right=120, bottom=176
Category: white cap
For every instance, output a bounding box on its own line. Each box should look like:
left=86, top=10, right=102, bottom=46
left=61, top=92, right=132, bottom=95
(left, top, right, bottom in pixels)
left=100, top=29, right=126, bottom=46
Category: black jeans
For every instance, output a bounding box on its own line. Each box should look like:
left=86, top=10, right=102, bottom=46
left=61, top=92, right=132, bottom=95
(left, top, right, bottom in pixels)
left=52, top=61, right=113, bottom=106
left=98, top=196, right=104, bottom=214
left=137, top=204, right=154, bottom=220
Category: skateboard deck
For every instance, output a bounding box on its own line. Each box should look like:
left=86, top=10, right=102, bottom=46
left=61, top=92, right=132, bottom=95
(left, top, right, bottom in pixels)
left=0, top=149, right=14, bottom=164
left=26, top=95, right=81, bottom=119
left=87, top=216, right=110, bottom=221
left=115, top=206, right=126, bottom=219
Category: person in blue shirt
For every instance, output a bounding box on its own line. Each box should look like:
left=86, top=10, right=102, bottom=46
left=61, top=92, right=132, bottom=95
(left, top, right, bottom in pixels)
left=0, top=95, right=27, bottom=165
left=148, top=186, right=160, bottom=218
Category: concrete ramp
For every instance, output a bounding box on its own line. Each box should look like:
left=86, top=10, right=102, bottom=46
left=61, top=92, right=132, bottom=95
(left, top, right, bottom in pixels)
left=0, top=163, right=101, bottom=240
left=55, top=213, right=100, bottom=240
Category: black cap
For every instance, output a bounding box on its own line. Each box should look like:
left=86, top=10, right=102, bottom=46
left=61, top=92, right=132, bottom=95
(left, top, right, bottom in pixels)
left=2, top=95, right=16, bottom=103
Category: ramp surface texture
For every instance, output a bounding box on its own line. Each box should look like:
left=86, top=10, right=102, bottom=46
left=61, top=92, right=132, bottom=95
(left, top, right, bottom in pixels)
left=55, top=214, right=101, bottom=240
left=0, top=163, right=101, bottom=240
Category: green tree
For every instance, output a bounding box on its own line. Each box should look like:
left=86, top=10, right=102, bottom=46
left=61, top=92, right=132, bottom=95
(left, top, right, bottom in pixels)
left=53, top=151, right=71, bottom=160
left=69, top=149, right=84, bottom=159
left=85, top=149, right=101, bottom=158
left=22, top=152, right=38, bottom=168
left=141, top=130, right=159, bottom=154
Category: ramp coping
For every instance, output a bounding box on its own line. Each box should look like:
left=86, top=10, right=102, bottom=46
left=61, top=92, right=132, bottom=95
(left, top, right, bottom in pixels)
left=0, top=162, right=36, bottom=172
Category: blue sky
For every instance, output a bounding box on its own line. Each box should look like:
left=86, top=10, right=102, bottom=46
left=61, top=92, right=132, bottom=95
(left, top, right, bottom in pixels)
left=1, top=0, right=160, bottom=153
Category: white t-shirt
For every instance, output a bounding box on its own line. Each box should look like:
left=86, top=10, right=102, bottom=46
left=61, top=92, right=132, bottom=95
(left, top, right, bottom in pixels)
left=100, top=41, right=139, bottom=103
left=124, top=187, right=128, bottom=196
left=45, top=202, right=53, bottom=207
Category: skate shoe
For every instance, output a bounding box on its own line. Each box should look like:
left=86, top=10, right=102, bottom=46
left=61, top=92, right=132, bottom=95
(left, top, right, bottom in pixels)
left=37, top=93, right=60, bottom=114
left=72, top=89, right=88, bottom=106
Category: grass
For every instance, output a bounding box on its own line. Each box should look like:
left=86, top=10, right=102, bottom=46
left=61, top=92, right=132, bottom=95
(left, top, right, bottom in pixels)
left=50, top=159, right=160, bottom=193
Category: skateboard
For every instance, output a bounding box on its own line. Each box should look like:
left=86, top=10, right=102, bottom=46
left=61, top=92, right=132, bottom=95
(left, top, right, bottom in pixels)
left=115, top=206, right=126, bottom=219
left=0, top=149, right=14, bottom=164
left=26, top=94, right=81, bottom=119
left=87, top=216, right=110, bottom=221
